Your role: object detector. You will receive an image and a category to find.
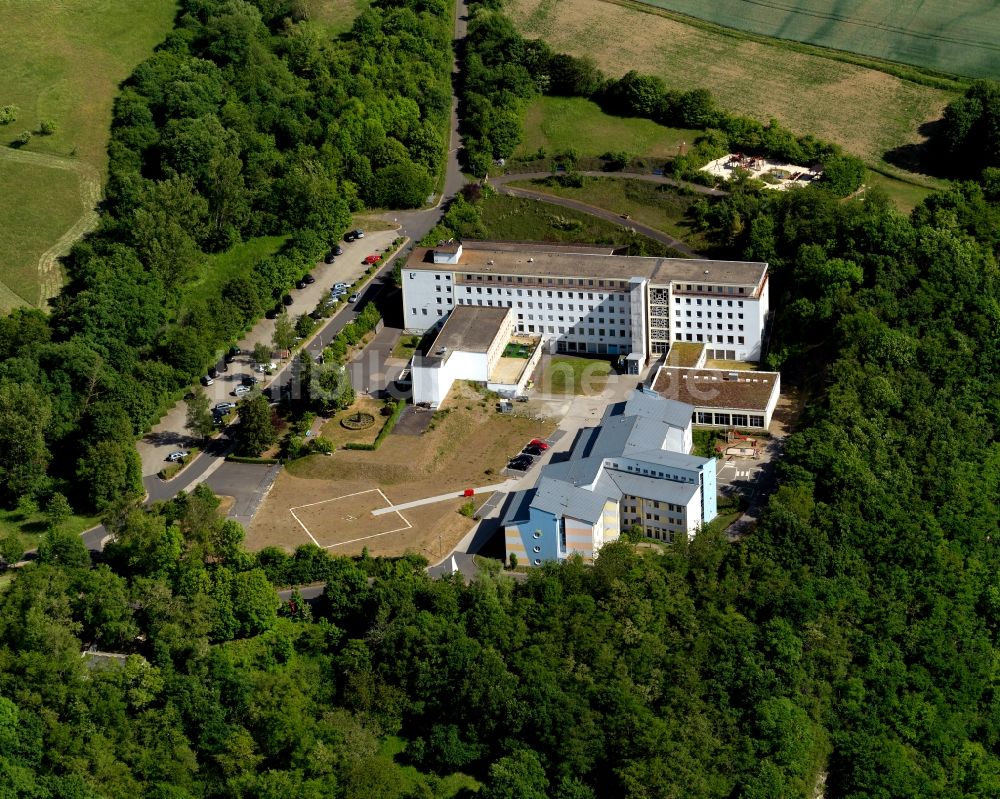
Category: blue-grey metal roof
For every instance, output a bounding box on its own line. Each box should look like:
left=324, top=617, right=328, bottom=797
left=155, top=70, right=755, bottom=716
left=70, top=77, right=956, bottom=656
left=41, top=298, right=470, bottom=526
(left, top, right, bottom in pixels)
left=500, top=488, right=536, bottom=525
left=622, top=388, right=692, bottom=430
left=531, top=477, right=613, bottom=524
left=606, top=471, right=700, bottom=506
left=626, top=448, right=710, bottom=471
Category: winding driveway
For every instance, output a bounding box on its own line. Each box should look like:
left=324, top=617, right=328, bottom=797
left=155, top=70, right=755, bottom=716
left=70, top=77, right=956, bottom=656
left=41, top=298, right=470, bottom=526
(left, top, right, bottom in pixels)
left=489, top=171, right=728, bottom=257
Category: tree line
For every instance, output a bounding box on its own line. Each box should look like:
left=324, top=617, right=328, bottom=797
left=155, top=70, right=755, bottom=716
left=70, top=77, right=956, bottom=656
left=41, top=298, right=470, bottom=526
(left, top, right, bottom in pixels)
left=0, top=0, right=452, bottom=515
left=459, top=7, right=866, bottom=195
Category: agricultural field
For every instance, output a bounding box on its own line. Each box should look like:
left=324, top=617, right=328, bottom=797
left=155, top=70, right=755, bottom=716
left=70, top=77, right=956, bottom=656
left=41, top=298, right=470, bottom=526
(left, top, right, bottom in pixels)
left=517, top=96, right=700, bottom=160
left=634, top=0, right=1000, bottom=80
left=0, top=0, right=177, bottom=310
left=507, top=0, right=958, bottom=169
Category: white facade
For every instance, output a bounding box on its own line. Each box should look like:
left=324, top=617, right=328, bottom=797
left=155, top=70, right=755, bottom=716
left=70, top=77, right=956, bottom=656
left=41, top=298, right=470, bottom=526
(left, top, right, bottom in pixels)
left=403, top=242, right=770, bottom=363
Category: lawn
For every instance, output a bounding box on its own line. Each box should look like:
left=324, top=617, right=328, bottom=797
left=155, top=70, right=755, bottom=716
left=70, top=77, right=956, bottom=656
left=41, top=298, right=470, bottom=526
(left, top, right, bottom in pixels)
left=0, top=0, right=177, bottom=308
left=302, top=0, right=371, bottom=34
left=0, top=506, right=100, bottom=555
left=321, top=397, right=393, bottom=448
left=176, top=235, right=288, bottom=320
left=507, top=0, right=958, bottom=168
left=391, top=334, right=421, bottom=360
left=517, top=96, right=701, bottom=160
left=864, top=170, right=937, bottom=214
left=632, top=0, right=1000, bottom=79
left=0, top=157, right=84, bottom=311
left=479, top=193, right=679, bottom=255
left=249, top=382, right=554, bottom=558
left=508, top=176, right=707, bottom=248
left=542, top=356, right=612, bottom=396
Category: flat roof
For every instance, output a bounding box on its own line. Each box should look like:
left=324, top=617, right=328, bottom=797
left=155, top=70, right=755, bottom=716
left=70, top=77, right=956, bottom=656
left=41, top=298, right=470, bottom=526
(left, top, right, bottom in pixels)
left=666, top=342, right=705, bottom=367
left=427, top=305, right=509, bottom=355
left=462, top=239, right=619, bottom=256
left=405, top=242, right=767, bottom=288
left=652, top=366, right=779, bottom=412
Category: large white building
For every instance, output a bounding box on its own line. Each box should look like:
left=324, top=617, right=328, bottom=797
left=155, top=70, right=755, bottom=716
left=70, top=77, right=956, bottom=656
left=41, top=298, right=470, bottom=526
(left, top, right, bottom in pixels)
left=402, top=240, right=770, bottom=368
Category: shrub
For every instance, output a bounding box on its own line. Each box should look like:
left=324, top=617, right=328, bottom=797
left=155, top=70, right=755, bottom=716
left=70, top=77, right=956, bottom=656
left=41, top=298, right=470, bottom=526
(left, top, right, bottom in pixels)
left=0, top=105, right=18, bottom=124
left=15, top=130, right=31, bottom=146
left=459, top=501, right=475, bottom=517
left=39, top=119, right=56, bottom=135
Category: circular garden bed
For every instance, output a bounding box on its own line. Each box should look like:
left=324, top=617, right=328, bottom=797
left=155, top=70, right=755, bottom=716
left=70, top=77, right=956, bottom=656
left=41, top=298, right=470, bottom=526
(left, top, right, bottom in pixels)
left=341, top=412, right=376, bottom=430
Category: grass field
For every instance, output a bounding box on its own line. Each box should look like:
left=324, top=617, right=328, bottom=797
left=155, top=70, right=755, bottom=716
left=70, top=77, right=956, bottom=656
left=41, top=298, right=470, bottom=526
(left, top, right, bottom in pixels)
left=303, top=0, right=370, bottom=34
left=0, top=158, right=84, bottom=310
left=863, top=170, right=935, bottom=213
left=480, top=193, right=678, bottom=254
left=0, top=0, right=177, bottom=310
left=507, top=0, right=958, bottom=169
left=508, top=176, right=708, bottom=247
left=543, top=356, right=612, bottom=395
left=633, top=0, right=1000, bottom=79
left=517, top=96, right=700, bottom=160
left=0, top=506, right=100, bottom=554
left=177, top=235, right=288, bottom=320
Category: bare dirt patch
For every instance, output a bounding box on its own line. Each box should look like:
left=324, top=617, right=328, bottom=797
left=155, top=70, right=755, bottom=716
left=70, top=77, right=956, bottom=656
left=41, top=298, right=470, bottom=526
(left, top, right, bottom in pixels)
left=507, top=0, right=955, bottom=165
left=246, top=382, right=556, bottom=557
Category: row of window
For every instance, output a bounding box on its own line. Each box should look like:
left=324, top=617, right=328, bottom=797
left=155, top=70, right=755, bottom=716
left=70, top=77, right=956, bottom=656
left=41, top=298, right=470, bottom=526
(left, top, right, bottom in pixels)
left=463, top=285, right=626, bottom=302
left=680, top=333, right=745, bottom=345
left=678, top=322, right=745, bottom=331
left=517, top=323, right=628, bottom=338
left=677, top=297, right=745, bottom=307
left=694, top=412, right=766, bottom=427
left=683, top=310, right=744, bottom=319
left=462, top=273, right=630, bottom=290
left=675, top=284, right=747, bottom=295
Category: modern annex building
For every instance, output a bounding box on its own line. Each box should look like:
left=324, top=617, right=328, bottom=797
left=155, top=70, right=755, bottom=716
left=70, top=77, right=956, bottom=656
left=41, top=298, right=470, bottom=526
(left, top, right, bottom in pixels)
left=402, top=240, right=770, bottom=368
left=503, top=389, right=717, bottom=567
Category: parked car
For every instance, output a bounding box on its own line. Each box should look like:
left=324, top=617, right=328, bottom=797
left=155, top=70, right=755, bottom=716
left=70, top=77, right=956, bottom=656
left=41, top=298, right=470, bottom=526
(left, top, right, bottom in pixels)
left=523, top=444, right=545, bottom=457
left=303, top=273, right=315, bottom=284
left=166, top=451, right=189, bottom=463
left=344, top=231, right=356, bottom=242
left=352, top=228, right=365, bottom=239
left=363, top=254, right=380, bottom=265
left=333, top=282, right=348, bottom=291
left=334, top=245, right=344, bottom=256
left=233, top=385, right=252, bottom=396
left=265, top=305, right=281, bottom=319
left=200, top=375, right=214, bottom=386
left=241, top=375, right=258, bottom=387
left=214, top=402, right=236, bottom=413
left=296, top=280, right=307, bottom=289
left=282, top=294, right=293, bottom=306
left=508, top=456, right=533, bottom=471
left=254, top=361, right=277, bottom=373
left=208, top=366, right=219, bottom=379
left=229, top=346, right=242, bottom=357
left=324, top=251, right=335, bottom=264
left=309, top=310, right=324, bottom=320
left=224, top=351, right=237, bottom=364
left=529, top=438, right=549, bottom=449
left=348, top=293, right=360, bottom=302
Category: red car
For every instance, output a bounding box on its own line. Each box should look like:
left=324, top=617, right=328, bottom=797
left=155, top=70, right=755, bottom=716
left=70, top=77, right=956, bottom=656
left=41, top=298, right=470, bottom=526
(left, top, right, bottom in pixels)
left=363, top=254, right=381, bottom=265
left=529, top=439, right=549, bottom=450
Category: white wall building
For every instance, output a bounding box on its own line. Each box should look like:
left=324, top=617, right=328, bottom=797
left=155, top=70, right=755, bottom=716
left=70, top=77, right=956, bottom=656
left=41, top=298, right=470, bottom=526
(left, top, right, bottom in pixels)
left=402, top=240, right=770, bottom=365
left=411, top=305, right=513, bottom=407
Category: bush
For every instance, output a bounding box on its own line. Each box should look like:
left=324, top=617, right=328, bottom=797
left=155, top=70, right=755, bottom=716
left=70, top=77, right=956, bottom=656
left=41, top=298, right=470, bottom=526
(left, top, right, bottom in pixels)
left=39, top=119, right=56, bottom=135
left=0, top=105, right=18, bottom=124
left=15, top=130, right=31, bottom=146
left=459, top=501, right=475, bottom=517
left=225, top=455, right=280, bottom=465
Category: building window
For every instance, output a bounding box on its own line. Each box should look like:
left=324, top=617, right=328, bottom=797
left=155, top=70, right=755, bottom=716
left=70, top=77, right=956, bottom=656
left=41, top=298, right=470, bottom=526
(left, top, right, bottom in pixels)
left=534, top=559, right=542, bottom=565
left=533, top=545, right=541, bottom=553
left=749, top=415, right=765, bottom=427
left=714, top=413, right=731, bottom=426
left=532, top=530, right=541, bottom=539
left=732, top=413, right=748, bottom=427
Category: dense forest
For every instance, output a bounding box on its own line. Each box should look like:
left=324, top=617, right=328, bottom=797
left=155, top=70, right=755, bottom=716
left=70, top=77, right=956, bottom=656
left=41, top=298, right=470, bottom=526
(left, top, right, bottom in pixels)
left=0, top=0, right=452, bottom=514
left=3, top=173, right=1000, bottom=798
left=2, top=2, right=1000, bottom=797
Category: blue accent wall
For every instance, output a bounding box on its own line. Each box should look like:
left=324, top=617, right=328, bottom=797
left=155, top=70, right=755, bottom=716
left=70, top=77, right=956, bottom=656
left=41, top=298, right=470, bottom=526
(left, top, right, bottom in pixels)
left=701, top=458, right=717, bottom=521
left=515, top=507, right=561, bottom=565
